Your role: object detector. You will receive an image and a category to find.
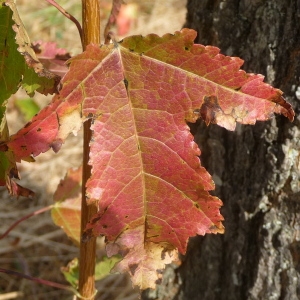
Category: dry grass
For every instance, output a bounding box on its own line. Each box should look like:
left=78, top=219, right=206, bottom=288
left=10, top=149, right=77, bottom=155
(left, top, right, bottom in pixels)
left=0, top=1, right=187, bottom=299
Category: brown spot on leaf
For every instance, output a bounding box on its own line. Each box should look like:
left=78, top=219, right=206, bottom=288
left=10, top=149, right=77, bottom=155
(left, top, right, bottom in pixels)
left=91, top=216, right=101, bottom=224
left=209, top=225, right=218, bottom=231
left=23, top=52, right=39, bottom=67
left=50, top=140, right=62, bottom=153
left=200, top=95, right=222, bottom=126
left=124, top=78, right=128, bottom=90
left=129, top=263, right=138, bottom=275
left=0, top=143, right=8, bottom=151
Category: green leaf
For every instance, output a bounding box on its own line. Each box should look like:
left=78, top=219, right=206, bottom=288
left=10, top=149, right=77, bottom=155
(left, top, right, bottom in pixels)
left=0, top=4, right=24, bottom=103
left=95, top=255, right=122, bottom=281
left=61, top=256, right=122, bottom=288
left=61, top=258, right=79, bottom=288
left=0, top=0, right=58, bottom=195
left=15, top=98, right=40, bottom=121
left=0, top=0, right=59, bottom=102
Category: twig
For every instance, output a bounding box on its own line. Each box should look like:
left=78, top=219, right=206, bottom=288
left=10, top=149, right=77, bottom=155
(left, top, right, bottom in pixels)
left=45, top=0, right=83, bottom=48
left=103, top=0, right=124, bottom=44
left=0, top=205, right=53, bottom=240
left=0, top=268, right=74, bottom=293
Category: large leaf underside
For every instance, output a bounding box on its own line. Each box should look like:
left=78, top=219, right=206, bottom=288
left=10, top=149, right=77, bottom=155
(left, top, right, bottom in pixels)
left=4, top=29, right=294, bottom=288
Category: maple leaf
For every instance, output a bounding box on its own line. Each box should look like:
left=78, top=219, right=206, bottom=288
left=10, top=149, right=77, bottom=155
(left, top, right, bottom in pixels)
left=3, top=29, right=294, bottom=288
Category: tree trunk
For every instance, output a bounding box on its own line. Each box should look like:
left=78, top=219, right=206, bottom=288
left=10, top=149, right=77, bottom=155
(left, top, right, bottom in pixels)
left=143, top=0, right=300, bottom=299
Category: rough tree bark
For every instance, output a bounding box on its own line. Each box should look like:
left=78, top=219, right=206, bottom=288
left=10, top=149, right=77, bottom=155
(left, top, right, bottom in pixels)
left=143, top=1, right=300, bottom=299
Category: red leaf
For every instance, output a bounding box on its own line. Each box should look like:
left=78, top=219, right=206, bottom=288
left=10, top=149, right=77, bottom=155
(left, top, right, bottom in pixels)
left=5, top=29, right=294, bottom=288
left=32, top=41, right=71, bottom=77
left=116, top=3, right=138, bottom=36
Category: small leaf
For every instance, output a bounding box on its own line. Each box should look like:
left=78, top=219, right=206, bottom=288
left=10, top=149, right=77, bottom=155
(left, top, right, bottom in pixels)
left=32, top=41, right=71, bottom=77
left=95, top=255, right=122, bottom=281
left=51, top=167, right=82, bottom=245
left=61, top=258, right=79, bottom=288
left=61, top=255, right=122, bottom=289
left=116, top=3, right=138, bottom=36
left=15, top=98, right=40, bottom=121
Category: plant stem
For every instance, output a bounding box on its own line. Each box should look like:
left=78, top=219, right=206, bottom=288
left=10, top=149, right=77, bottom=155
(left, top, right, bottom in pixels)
left=81, top=0, right=101, bottom=49
left=78, top=0, right=100, bottom=299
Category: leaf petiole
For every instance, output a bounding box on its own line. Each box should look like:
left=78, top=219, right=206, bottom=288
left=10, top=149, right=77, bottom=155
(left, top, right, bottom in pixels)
left=44, top=0, right=83, bottom=47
